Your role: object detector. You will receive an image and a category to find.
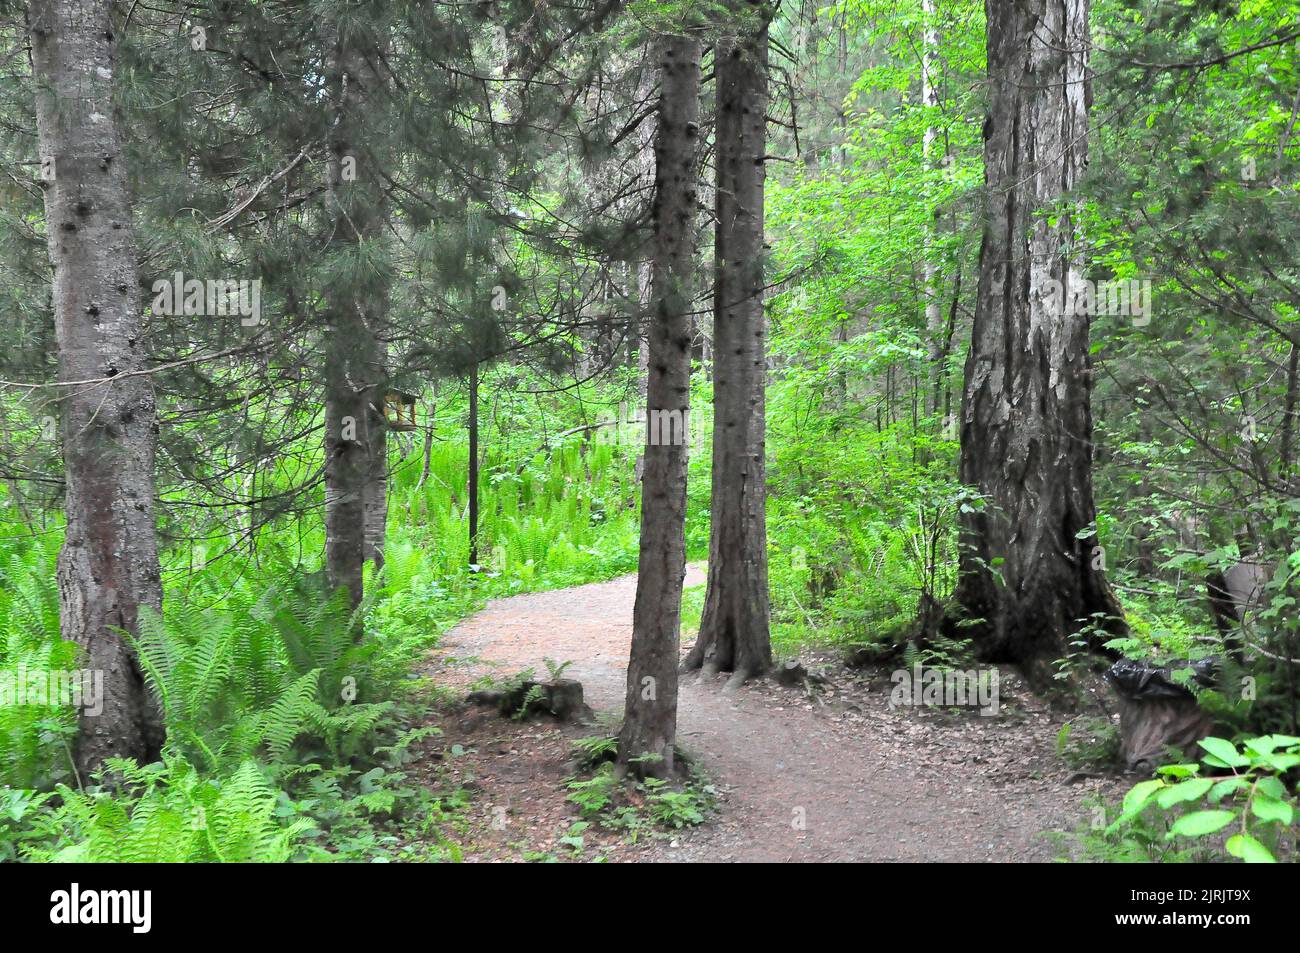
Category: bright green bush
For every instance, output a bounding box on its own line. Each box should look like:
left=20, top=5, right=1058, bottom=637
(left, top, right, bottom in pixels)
left=1084, top=735, right=1299, bottom=863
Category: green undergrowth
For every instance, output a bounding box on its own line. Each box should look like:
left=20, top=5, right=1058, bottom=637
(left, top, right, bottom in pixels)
left=562, top=736, right=716, bottom=849
left=0, top=387, right=658, bottom=862
left=1058, top=735, right=1300, bottom=864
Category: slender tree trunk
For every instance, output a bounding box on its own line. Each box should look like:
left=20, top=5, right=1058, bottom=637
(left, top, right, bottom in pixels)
left=835, top=12, right=848, bottom=168
left=636, top=261, right=653, bottom=398
left=363, top=345, right=388, bottom=572
left=362, top=410, right=387, bottom=571
left=687, top=1, right=772, bottom=683
left=921, top=0, right=947, bottom=416
left=634, top=259, right=651, bottom=483
left=417, top=397, right=434, bottom=489
left=323, top=28, right=388, bottom=607
left=1280, top=336, right=1299, bottom=488
left=323, top=325, right=375, bottom=607
left=29, top=0, right=164, bottom=774
left=938, top=258, right=962, bottom=425
left=950, top=0, right=1123, bottom=685
left=619, top=35, right=701, bottom=778
left=468, top=362, right=480, bottom=567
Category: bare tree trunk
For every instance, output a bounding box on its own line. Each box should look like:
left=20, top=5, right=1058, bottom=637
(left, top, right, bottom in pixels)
left=363, top=345, right=388, bottom=572
left=323, top=28, right=388, bottom=607
left=29, top=0, right=164, bottom=774
left=362, top=410, right=387, bottom=572
left=636, top=261, right=653, bottom=397
left=324, top=328, right=376, bottom=607
left=634, top=260, right=652, bottom=483
left=835, top=10, right=848, bottom=168
left=921, top=0, right=947, bottom=416
left=417, top=396, right=435, bottom=489
left=468, top=362, right=480, bottom=567
left=619, top=35, right=701, bottom=778
left=950, top=0, right=1124, bottom=685
left=1280, top=336, right=1299, bottom=489
left=687, top=2, right=772, bottom=683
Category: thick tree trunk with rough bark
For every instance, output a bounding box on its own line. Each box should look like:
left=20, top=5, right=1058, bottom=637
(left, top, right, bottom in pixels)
left=951, top=0, right=1123, bottom=684
left=618, top=35, right=700, bottom=778
left=29, top=0, right=164, bottom=774
left=686, top=2, right=772, bottom=683
left=323, top=30, right=388, bottom=607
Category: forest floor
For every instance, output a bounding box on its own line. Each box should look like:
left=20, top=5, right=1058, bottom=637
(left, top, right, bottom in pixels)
left=408, top=566, right=1130, bottom=862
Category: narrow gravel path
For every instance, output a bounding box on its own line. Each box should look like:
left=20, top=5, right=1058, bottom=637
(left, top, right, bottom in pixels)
left=430, top=567, right=1122, bottom=862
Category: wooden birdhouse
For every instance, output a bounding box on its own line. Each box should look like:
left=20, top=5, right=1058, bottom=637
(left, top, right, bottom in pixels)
left=383, top=391, right=419, bottom=432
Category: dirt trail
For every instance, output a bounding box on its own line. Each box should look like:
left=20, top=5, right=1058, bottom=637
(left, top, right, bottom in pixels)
left=428, top=567, right=1124, bottom=862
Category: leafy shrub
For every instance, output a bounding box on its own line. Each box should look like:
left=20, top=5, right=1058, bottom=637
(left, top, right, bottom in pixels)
left=28, top=758, right=312, bottom=863
left=1085, top=735, right=1299, bottom=863
left=764, top=402, right=965, bottom=656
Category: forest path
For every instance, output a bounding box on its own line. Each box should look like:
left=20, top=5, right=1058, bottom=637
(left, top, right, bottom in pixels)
left=426, top=566, right=1122, bottom=862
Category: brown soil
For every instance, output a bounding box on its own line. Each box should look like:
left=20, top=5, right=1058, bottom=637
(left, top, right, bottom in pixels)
left=416, top=565, right=1128, bottom=862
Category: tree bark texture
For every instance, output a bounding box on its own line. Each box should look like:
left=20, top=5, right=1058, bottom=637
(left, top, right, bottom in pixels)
left=323, top=26, right=389, bottom=607
left=687, top=2, right=773, bottom=682
left=952, top=0, right=1124, bottom=683
left=29, top=0, right=165, bottom=774
left=619, top=35, right=701, bottom=777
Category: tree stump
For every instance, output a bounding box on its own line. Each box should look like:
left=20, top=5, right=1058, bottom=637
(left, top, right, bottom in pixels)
left=545, top=678, right=585, bottom=720
left=774, top=659, right=807, bottom=687
left=469, top=679, right=586, bottom=721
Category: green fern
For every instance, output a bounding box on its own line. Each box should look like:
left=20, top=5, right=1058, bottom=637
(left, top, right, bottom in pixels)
left=30, top=757, right=312, bottom=863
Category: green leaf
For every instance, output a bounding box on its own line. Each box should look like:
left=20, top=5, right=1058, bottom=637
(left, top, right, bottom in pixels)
left=1265, top=753, right=1300, bottom=772
left=1157, top=777, right=1214, bottom=808
left=1225, top=833, right=1276, bottom=863
left=1255, top=775, right=1287, bottom=801
left=1199, top=737, right=1247, bottom=767
left=1169, top=809, right=1236, bottom=838
left=1123, top=779, right=1164, bottom=815
left=1250, top=796, right=1293, bottom=826
left=1209, top=777, right=1249, bottom=802
left=1244, top=736, right=1281, bottom=756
